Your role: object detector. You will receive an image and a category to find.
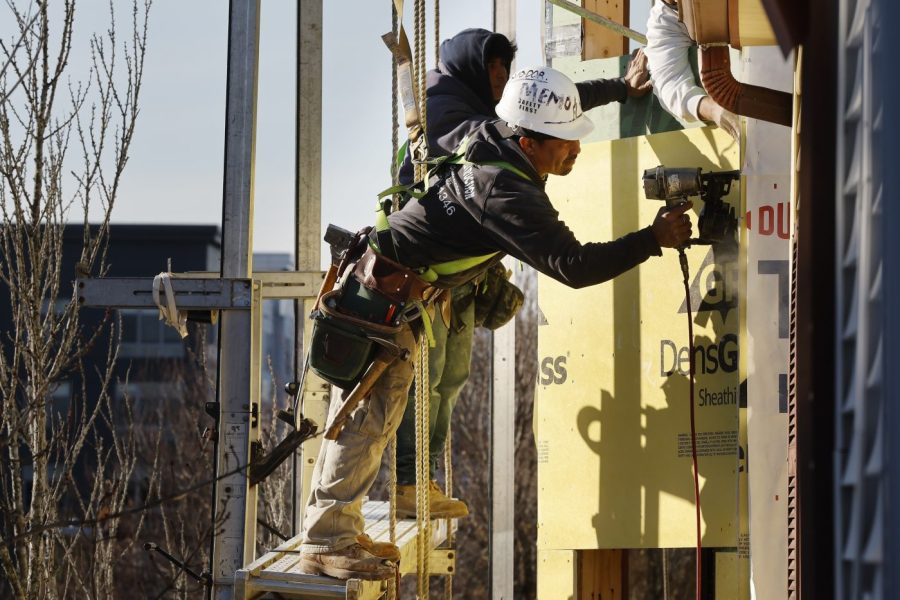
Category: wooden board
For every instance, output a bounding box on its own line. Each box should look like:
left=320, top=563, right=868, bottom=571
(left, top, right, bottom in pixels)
left=582, top=0, right=630, bottom=60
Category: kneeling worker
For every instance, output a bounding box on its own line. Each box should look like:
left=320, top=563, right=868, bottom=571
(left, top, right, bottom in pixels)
left=299, top=66, right=693, bottom=580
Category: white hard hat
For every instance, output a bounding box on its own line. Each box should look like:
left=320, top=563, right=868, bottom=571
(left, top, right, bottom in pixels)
left=496, top=66, right=594, bottom=140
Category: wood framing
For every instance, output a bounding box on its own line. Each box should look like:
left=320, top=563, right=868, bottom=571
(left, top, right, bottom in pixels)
left=582, top=0, right=630, bottom=59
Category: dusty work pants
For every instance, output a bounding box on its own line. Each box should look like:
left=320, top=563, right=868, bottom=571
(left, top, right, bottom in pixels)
left=395, top=283, right=475, bottom=485
left=300, top=322, right=419, bottom=553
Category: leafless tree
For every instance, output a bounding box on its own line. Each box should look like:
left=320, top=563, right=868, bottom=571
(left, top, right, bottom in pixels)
left=118, top=331, right=217, bottom=600
left=449, top=269, right=539, bottom=600
left=0, top=1, right=152, bottom=597
left=256, top=355, right=295, bottom=555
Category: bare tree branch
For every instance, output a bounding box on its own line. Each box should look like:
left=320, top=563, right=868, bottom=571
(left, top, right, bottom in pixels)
left=0, top=1, right=153, bottom=596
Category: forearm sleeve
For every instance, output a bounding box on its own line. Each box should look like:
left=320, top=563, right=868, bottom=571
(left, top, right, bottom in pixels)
left=576, top=78, right=629, bottom=111
left=645, top=3, right=707, bottom=122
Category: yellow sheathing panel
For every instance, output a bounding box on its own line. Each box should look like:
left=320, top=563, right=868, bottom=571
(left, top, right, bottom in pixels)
left=536, top=127, right=741, bottom=551
left=537, top=550, right=577, bottom=600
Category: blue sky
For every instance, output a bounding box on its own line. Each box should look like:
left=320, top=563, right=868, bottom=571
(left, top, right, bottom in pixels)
left=24, top=1, right=647, bottom=255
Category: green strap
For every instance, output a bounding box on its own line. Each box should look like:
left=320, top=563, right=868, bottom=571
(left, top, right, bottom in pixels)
left=413, top=300, right=436, bottom=347
left=439, top=135, right=534, bottom=182
left=372, top=135, right=531, bottom=279
left=418, top=252, right=499, bottom=283
left=396, top=140, right=409, bottom=172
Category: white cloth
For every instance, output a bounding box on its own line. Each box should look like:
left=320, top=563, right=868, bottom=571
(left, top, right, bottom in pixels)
left=152, top=272, right=188, bottom=339
left=645, top=1, right=707, bottom=122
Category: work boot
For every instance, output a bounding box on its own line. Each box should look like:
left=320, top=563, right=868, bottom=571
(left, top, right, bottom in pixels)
left=356, top=533, right=400, bottom=562
left=395, top=481, right=469, bottom=519
left=297, top=543, right=397, bottom=580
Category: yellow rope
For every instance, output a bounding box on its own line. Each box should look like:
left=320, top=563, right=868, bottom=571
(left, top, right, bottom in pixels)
left=389, top=436, right=398, bottom=537
left=390, top=0, right=401, bottom=213
left=415, top=333, right=431, bottom=599
left=434, top=0, right=440, bottom=69
left=388, top=6, right=400, bottom=598
left=444, top=426, right=453, bottom=600
left=413, top=0, right=427, bottom=184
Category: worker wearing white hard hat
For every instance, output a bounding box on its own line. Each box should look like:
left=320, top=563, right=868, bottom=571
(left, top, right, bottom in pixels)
left=297, top=66, right=692, bottom=581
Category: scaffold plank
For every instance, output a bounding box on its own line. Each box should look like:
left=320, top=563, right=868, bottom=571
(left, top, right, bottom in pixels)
left=235, top=500, right=457, bottom=599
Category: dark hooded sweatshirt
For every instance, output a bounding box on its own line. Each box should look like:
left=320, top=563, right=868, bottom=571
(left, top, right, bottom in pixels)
left=387, top=120, right=661, bottom=289
left=399, top=28, right=628, bottom=184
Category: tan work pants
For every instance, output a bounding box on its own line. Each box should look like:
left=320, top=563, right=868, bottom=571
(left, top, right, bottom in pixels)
left=300, top=322, right=419, bottom=552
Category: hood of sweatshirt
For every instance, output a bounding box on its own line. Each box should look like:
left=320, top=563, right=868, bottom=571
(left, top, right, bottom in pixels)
left=435, top=28, right=514, bottom=116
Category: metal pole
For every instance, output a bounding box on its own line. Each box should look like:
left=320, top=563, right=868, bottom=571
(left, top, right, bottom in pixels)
left=294, top=0, right=327, bottom=536
left=211, top=1, right=261, bottom=598
left=491, top=4, right=516, bottom=597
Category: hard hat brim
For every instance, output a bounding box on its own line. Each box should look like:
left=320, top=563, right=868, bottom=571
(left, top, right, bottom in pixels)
left=546, top=113, right=595, bottom=140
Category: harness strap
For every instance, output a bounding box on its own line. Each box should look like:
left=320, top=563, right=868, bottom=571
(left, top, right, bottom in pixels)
left=373, top=135, right=533, bottom=280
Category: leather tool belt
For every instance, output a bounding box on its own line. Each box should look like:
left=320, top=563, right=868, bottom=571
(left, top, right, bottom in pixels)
left=308, top=229, right=436, bottom=390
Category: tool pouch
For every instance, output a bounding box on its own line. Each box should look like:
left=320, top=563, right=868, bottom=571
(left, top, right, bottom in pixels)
left=473, top=262, right=524, bottom=330
left=309, top=227, right=436, bottom=388
left=309, top=290, right=401, bottom=390
left=351, top=246, right=432, bottom=305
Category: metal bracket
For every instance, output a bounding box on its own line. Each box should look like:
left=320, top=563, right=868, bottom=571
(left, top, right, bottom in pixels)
left=429, top=548, right=457, bottom=575
left=253, top=270, right=325, bottom=299
left=76, top=277, right=253, bottom=310
left=75, top=270, right=325, bottom=310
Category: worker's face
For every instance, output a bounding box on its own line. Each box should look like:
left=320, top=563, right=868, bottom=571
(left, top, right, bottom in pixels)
left=520, top=137, right=581, bottom=177
left=487, top=57, right=509, bottom=102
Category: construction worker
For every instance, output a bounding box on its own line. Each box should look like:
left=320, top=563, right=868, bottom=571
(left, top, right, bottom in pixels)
left=393, top=28, right=653, bottom=520
left=645, top=0, right=740, bottom=140
left=298, top=66, right=692, bottom=581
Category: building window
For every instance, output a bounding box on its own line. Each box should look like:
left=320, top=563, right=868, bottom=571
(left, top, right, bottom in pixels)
left=119, top=309, right=185, bottom=358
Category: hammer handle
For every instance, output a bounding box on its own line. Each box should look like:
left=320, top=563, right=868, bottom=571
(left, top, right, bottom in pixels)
left=314, top=265, right=338, bottom=311
left=323, top=350, right=398, bottom=440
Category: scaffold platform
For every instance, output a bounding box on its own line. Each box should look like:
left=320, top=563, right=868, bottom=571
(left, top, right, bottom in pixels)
left=235, top=500, right=457, bottom=599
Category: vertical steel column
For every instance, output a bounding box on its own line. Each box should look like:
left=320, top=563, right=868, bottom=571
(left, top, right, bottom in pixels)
left=491, top=6, right=516, bottom=599
left=294, top=0, right=327, bottom=535
left=211, top=2, right=261, bottom=598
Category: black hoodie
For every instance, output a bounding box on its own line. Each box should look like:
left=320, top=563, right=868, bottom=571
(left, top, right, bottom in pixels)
left=388, top=120, right=661, bottom=289
left=399, top=29, right=628, bottom=184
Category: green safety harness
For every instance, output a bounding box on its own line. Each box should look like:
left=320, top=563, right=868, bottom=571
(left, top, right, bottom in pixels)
left=373, top=134, right=531, bottom=281
left=369, top=135, right=532, bottom=344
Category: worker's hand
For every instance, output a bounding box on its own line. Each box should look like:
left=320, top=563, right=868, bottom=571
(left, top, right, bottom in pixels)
left=651, top=200, right=694, bottom=248
left=698, top=97, right=740, bottom=142
left=624, top=48, right=653, bottom=98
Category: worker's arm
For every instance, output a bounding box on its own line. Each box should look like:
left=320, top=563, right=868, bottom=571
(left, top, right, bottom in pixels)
left=478, top=171, right=678, bottom=289
left=576, top=49, right=652, bottom=110
left=644, top=1, right=706, bottom=121
left=697, top=97, right=741, bottom=141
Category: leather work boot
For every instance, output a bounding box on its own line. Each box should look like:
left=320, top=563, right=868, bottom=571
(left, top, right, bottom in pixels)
left=297, top=543, right=397, bottom=580
left=356, top=533, right=400, bottom=562
left=395, top=481, right=469, bottom=519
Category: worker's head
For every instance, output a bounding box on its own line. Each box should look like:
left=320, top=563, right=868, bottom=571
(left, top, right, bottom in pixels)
left=484, top=34, right=515, bottom=102
left=517, top=132, right=582, bottom=178
left=439, top=29, right=516, bottom=112
left=496, top=66, right=594, bottom=176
